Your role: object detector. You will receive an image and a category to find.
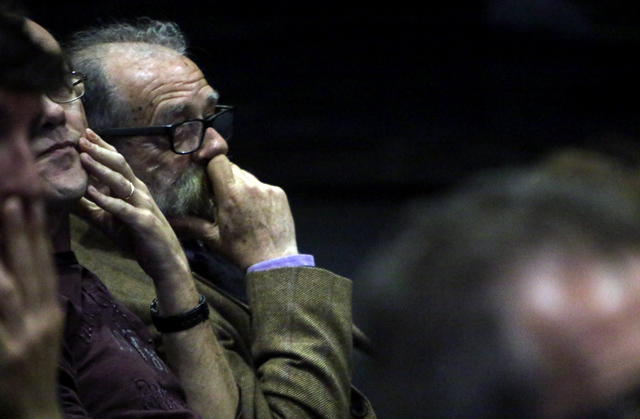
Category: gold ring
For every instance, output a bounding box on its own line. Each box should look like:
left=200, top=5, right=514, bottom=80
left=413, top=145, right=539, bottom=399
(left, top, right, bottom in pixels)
left=124, top=181, right=135, bottom=200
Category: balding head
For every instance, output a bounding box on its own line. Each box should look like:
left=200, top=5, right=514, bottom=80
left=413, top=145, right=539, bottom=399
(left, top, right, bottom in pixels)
left=24, top=19, right=61, bottom=55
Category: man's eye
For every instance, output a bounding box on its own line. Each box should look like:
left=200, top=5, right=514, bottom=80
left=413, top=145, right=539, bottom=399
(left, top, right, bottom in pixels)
left=58, top=80, right=74, bottom=93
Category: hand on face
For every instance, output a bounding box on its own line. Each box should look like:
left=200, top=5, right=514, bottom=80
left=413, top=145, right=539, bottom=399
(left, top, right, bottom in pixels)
left=0, top=196, right=64, bottom=418
left=168, top=155, right=299, bottom=271
left=73, top=128, right=190, bottom=283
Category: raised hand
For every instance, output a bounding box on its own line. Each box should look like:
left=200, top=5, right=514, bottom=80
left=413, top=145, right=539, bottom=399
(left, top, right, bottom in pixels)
left=169, top=154, right=299, bottom=271
left=74, top=128, right=191, bottom=291
left=74, top=129, right=240, bottom=418
left=0, top=197, right=64, bottom=419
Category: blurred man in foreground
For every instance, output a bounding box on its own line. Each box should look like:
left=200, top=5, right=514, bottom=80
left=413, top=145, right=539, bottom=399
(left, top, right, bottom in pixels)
left=358, top=148, right=640, bottom=419
left=0, top=8, right=66, bottom=419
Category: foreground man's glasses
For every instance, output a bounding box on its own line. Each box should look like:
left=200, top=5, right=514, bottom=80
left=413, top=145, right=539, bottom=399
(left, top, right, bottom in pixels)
left=46, top=71, right=87, bottom=103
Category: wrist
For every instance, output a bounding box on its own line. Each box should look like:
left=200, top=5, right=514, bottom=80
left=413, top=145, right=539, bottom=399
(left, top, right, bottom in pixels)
left=144, top=251, right=192, bottom=288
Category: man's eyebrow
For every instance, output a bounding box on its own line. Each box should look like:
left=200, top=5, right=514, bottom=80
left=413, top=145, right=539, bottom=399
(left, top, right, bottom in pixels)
left=156, top=103, right=193, bottom=122
left=155, top=92, right=220, bottom=122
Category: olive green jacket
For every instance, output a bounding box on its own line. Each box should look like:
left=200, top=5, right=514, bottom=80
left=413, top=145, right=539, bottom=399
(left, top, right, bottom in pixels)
left=70, top=215, right=375, bottom=418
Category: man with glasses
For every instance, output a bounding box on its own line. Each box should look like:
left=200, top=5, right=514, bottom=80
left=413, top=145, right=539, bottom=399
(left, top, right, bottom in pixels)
left=66, top=18, right=375, bottom=418
left=24, top=18, right=240, bottom=418
left=0, top=9, right=67, bottom=418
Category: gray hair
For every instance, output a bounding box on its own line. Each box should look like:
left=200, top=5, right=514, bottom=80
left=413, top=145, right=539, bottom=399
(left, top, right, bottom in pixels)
left=65, top=18, right=189, bottom=130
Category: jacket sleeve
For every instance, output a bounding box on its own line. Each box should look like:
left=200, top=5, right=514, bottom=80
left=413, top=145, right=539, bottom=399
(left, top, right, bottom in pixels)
left=246, top=267, right=353, bottom=418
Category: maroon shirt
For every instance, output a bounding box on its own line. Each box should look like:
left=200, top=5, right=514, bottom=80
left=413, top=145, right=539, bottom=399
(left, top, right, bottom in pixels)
left=55, top=251, right=202, bottom=419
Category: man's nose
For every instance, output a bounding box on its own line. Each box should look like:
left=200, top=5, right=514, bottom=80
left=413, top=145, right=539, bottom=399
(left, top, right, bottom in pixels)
left=40, top=95, right=66, bottom=131
left=191, top=127, right=228, bottom=162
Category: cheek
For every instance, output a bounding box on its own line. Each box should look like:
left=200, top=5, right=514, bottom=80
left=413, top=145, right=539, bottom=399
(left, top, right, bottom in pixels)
left=65, top=106, right=89, bottom=133
left=521, top=275, right=567, bottom=322
left=35, top=154, right=86, bottom=184
left=124, top=145, right=191, bottom=186
left=511, top=276, right=575, bottom=352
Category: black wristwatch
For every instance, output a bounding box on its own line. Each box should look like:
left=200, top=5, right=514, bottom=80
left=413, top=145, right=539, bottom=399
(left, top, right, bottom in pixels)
left=150, top=294, right=210, bottom=333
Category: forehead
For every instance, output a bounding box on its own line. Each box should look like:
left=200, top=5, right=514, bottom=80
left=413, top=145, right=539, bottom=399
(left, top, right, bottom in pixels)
left=25, top=19, right=61, bottom=54
left=104, top=44, right=218, bottom=124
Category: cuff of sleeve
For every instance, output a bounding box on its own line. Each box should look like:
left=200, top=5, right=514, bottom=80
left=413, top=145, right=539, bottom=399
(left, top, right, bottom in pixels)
left=247, top=254, right=315, bottom=273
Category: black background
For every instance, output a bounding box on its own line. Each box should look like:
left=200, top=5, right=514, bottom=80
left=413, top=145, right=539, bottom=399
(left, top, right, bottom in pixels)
left=22, top=0, right=640, bottom=322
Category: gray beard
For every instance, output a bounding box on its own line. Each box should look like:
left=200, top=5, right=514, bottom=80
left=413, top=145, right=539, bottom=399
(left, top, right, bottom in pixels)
left=150, top=165, right=217, bottom=221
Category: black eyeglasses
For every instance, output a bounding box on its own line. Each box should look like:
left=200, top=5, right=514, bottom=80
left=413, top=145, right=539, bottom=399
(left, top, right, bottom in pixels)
left=46, top=71, right=88, bottom=103
left=96, top=105, right=234, bottom=154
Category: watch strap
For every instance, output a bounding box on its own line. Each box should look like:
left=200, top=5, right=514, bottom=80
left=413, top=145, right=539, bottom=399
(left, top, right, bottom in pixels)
left=150, top=294, right=209, bottom=333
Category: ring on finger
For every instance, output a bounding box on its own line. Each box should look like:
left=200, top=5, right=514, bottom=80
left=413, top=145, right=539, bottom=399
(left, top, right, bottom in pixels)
left=124, top=181, right=135, bottom=200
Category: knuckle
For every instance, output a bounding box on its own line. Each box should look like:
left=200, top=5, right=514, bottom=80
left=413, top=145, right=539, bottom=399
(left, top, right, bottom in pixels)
left=222, top=190, right=242, bottom=207
left=21, top=314, right=61, bottom=354
left=113, top=152, right=127, bottom=168
left=0, top=279, right=18, bottom=301
left=138, top=209, right=161, bottom=229
left=1, top=340, right=28, bottom=367
left=136, top=182, right=150, bottom=194
left=272, top=186, right=286, bottom=198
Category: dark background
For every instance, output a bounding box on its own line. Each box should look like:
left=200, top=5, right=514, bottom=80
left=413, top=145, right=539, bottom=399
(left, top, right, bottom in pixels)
left=23, top=0, right=640, bottom=330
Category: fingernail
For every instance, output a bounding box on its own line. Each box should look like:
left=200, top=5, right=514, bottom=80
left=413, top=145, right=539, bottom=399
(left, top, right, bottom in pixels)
left=80, top=152, right=95, bottom=163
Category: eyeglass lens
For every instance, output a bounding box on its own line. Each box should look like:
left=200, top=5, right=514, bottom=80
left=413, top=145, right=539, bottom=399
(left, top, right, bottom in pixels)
left=172, top=109, right=234, bottom=153
left=173, top=121, right=204, bottom=153
left=47, top=73, right=85, bottom=103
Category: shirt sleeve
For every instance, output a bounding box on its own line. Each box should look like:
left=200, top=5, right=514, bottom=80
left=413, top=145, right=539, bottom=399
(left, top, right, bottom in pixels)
left=246, top=254, right=315, bottom=273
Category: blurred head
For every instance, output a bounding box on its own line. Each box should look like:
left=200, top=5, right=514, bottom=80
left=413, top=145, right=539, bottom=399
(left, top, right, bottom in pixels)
left=359, top=149, right=640, bottom=418
left=0, top=10, right=66, bottom=203
left=23, top=19, right=88, bottom=212
left=67, top=18, right=229, bottom=220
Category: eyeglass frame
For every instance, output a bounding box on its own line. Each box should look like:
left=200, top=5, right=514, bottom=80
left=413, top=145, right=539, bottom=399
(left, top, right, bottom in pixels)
left=46, top=70, right=88, bottom=104
left=95, top=105, right=234, bottom=155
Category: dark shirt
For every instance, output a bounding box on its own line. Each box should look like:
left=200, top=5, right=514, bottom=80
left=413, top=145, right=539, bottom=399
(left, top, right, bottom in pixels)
left=55, top=251, right=202, bottom=419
